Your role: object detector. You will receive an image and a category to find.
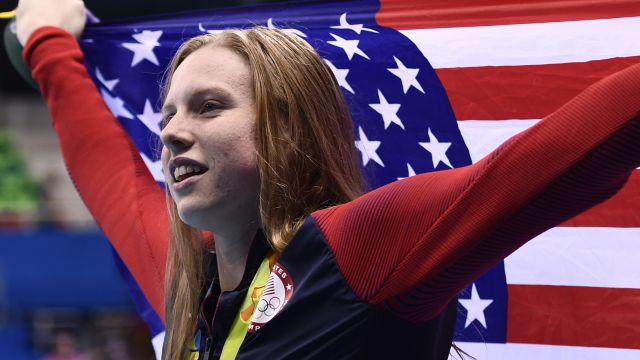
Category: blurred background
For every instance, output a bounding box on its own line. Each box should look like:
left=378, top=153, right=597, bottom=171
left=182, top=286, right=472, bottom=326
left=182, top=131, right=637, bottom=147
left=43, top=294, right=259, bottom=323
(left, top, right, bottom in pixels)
left=0, top=0, right=278, bottom=358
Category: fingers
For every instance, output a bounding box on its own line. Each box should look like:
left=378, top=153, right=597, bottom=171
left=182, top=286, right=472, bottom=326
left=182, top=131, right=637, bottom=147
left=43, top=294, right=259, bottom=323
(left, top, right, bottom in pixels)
left=16, top=0, right=86, bottom=46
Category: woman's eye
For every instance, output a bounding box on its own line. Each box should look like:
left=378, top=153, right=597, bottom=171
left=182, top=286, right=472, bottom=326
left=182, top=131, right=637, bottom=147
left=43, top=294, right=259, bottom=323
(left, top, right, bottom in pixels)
left=201, top=101, right=220, bottom=114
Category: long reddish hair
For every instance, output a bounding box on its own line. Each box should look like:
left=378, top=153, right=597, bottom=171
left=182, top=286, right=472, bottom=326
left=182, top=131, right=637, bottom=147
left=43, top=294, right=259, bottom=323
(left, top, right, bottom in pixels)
left=161, top=27, right=366, bottom=359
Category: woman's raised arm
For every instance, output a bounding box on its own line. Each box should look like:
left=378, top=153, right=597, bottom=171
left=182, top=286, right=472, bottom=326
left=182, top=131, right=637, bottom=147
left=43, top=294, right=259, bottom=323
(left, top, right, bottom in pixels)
left=18, top=0, right=169, bottom=321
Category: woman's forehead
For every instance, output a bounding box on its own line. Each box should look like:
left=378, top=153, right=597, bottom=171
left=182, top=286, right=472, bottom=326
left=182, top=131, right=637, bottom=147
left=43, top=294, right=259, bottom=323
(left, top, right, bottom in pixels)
left=166, top=46, right=252, bottom=101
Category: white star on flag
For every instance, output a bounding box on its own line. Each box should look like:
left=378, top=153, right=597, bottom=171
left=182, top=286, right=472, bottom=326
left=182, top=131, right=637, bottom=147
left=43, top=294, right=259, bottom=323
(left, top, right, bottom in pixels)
left=198, top=23, right=224, bottom=34
left=324, top=59, right=354, bottom=94
left=458, top=283, right=494, bottom=329
left=355, top=126, right=384, bottom=167
left=331, top=12, right=379, bottom=34
left=95, top=68, right=119, bottom=91
left=419, top=127, right=452, bottom=168
left=397, top=163, right=417, bottom=180
left=137, top=100, right=162, bottom=135
left=267, top=18, right=308, bottom=38
left=100, top=89, right=133, bottom=119
left=388, top=56, right=424, bottom=94
left=369, top=90, right=404, bottom=130
left=122, top=30, right=163, bottom=67
left=328, top=33, right=370, bottom=60
left=139, top=152, right=165, bottom=182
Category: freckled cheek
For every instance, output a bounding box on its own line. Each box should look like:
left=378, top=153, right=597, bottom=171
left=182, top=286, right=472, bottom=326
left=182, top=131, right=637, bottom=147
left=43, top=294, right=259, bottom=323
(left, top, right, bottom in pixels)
left=207, top=132, right=257, bottom=168
left=208, top=141, right=258, bottom=194
left=211, top=146, right=256, bottom=174
left=232, top=144, right=258, bottom=168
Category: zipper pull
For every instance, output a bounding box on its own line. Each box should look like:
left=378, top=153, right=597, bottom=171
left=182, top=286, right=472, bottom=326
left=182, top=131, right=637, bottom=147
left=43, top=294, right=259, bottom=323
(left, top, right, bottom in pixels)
left=202, top=337, right=213, bottom=360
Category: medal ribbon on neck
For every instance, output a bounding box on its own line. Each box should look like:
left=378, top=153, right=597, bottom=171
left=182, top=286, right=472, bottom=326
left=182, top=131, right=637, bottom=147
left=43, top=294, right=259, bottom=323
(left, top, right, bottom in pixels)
left=220, top=251, right=276, bottom=359
left=0, top=10, right=16, bottom=19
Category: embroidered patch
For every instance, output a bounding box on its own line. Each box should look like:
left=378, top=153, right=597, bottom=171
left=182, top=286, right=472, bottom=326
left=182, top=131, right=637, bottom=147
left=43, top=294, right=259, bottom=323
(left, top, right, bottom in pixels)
left=248, top=263, right=294, bottom=333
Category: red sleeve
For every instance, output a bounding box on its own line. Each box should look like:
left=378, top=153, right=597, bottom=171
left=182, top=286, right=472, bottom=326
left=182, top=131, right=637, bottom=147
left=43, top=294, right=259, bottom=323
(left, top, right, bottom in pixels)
left=24, top=27, right=168, bottom=321
left=312, top=62, right=640, bottom=322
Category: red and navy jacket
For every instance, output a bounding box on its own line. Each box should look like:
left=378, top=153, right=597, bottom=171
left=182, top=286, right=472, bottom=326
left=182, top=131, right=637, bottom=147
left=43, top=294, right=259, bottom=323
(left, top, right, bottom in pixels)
left=25, top=27, right=640, bottom=359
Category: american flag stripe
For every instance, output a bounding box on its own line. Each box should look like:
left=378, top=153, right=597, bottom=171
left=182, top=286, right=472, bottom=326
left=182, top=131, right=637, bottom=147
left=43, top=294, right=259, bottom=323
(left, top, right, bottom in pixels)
left=508, top=285, right=640, bottom=348
left=437, top=57, right=640, bottom=121
left=505, top=227, right=640, bottom=288
left=460, top=342, right=640, bottom=359
left=458, top=120, right=540, bottom=162
left=377, top=0, right=640, bottom=29
left=400, top=17, right=640, bottom=69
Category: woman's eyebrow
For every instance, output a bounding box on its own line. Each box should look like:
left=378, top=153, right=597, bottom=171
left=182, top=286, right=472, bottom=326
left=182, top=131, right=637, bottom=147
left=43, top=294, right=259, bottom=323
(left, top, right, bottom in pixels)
left=188, top=87, right=234, bottom=107
left=161, top=103, right=176, bottom=116
left=163, top=86, right=234, bottom=114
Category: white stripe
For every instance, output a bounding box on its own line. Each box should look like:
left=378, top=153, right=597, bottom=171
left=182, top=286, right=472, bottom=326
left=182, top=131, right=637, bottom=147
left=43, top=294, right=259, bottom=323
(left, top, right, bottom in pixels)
left=454, top=342, right=640, bottom=360
left=401, top=17, right=640, bottom=68
left=151, top=331, right=165, bottom=360
left=457, top=120, right=538, bottom=163
left=504, top=227, right=640, bottom=288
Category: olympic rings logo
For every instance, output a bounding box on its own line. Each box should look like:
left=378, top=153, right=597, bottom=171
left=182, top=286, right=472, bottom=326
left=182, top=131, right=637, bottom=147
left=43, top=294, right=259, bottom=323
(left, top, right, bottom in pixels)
left=256, top=296, right=282, bottom=317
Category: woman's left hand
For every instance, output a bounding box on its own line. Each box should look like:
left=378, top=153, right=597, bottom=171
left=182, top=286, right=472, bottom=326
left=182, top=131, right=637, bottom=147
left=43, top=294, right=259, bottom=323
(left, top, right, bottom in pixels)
left=15, top=0, right=86, bottom=45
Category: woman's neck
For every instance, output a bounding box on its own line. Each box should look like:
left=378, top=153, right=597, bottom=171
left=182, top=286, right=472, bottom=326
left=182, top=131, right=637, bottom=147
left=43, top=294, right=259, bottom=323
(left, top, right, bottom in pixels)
left=213, top=222, right=259, bottom=292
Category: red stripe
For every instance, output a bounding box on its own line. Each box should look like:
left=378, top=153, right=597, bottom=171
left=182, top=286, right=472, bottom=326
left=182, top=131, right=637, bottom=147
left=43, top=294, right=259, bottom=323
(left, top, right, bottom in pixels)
left=436, top=56, right=640, bottom=121
left=377, top=0, right=640, bottom=30
left=507, top=284, right=640, bottom=349
left=560, top=170, right=640, bottom=227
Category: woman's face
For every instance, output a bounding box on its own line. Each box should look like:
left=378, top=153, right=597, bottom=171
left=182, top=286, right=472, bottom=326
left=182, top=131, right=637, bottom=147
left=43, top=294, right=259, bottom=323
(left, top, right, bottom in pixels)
left=160, top=45, right=260, bottom=231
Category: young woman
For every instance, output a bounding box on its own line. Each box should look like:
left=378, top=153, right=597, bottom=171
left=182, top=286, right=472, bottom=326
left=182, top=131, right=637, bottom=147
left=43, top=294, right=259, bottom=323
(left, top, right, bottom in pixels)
left=16, top=0, right=640, bottom=359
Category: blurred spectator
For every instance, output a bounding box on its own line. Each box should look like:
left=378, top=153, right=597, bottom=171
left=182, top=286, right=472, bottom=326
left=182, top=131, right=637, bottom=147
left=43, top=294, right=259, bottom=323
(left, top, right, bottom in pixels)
left=35, top=171, right=63, bottom=229
left=42, top=330, right=88, bottom=360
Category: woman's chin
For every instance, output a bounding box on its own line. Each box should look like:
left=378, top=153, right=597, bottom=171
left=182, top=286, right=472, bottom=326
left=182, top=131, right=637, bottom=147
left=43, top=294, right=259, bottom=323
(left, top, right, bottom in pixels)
left=175, top=197, right=260, bottom=232
left=177, top=207, right=211, bottom=230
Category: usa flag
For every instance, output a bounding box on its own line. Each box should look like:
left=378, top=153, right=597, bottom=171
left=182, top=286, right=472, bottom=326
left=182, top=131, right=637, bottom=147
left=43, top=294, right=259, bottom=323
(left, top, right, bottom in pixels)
left=78, top=0, right=640, bottom=358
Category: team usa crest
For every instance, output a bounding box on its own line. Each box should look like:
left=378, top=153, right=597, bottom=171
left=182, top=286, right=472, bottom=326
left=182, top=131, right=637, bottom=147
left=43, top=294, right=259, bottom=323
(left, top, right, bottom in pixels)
left=249, top=263, right=294, bottom=333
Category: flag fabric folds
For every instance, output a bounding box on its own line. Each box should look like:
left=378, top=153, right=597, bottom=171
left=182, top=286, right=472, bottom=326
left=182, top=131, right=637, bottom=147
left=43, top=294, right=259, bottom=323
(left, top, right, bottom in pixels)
left=78, top=0, right=640, bottom=358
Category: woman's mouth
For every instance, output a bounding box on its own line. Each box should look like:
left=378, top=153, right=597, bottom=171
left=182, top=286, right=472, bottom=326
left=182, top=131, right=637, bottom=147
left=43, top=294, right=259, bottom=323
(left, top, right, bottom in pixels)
left=173, top=164, right=206, bottom=182
left=169, top=158, right=209, bottom=183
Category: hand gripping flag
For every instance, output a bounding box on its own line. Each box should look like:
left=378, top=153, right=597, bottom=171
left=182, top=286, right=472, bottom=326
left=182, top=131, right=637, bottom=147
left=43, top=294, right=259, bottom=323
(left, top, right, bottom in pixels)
left=76, top=0, right=640, bottom=358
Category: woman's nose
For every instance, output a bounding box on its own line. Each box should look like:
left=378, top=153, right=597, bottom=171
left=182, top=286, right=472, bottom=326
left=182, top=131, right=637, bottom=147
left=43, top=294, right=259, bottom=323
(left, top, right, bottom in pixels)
left=160, top=115, right=195, bottom=153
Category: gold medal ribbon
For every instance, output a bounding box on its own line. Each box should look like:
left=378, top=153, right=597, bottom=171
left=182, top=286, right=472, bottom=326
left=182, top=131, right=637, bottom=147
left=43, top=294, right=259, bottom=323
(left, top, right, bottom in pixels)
left=219, top=251, right=276, bottom=359
left=0, top=10, right=16, bottom=19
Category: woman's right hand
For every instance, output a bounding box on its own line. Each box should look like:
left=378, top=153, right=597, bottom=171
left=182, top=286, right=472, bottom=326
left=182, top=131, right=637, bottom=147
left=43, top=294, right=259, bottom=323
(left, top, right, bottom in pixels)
left=16, top=0, right=86, bottom=46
